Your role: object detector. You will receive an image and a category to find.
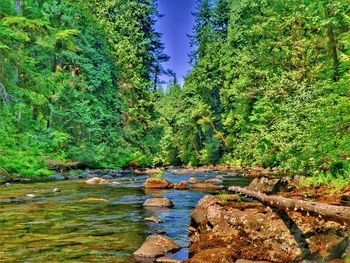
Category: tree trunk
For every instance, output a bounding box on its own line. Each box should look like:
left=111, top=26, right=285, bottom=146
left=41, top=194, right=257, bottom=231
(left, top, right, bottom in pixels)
left=327, top=22, right=339, bottom=81
left=13, top=0, right=22, bottom=15
left=228, top=186, right=350, bottom=225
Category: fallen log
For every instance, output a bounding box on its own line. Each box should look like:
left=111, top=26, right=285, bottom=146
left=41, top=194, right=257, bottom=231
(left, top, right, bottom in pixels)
left=228, top=186, right=350, bottom=225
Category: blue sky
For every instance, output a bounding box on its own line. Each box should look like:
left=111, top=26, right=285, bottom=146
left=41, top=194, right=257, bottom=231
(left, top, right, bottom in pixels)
left=155, top=0, right=197, bottom=85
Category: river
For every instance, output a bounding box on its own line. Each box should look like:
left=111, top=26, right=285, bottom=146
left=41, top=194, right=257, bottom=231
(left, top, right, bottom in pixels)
left=0, top=169, right=251, bottom=262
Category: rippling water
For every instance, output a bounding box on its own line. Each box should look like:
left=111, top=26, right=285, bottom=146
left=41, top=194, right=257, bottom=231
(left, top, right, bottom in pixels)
left=0, top=169, right=251, bottom=262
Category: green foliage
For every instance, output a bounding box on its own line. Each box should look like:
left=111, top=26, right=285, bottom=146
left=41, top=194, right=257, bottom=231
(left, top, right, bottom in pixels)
left=0, top=0, right=168, bottom=177
left=157, top=0, right=350, bottom=185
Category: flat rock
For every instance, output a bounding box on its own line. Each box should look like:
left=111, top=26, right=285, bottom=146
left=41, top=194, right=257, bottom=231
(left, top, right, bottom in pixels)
left=133, top=235, right=180, bottom=258
left=143, top=198, right=174, bottom=207
left=144, top=178, right=174, bottom=189
left=191, top=183, right=223, bottom=190
left=156, top=256, right=182, bottom=263
left=205, top=178, right=223, bottom=184
left=174, top=181, right=189, bottom=189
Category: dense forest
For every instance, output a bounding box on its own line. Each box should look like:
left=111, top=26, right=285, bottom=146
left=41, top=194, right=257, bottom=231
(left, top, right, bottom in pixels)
left=1, top=0, right=350, bottom=184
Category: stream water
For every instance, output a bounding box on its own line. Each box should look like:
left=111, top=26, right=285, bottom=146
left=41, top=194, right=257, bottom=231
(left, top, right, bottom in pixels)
left=0, top=169, right=251, bottom=262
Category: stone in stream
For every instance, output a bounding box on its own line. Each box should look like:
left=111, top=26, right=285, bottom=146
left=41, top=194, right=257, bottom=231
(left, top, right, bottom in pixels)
left=156, top=256, right=182, bottom=263
left=133, top=235, right=180, bottom=259
left=144, top=178, right=174, bottom=189
left=143, top=198, right=174, bottom=208
left=191, top=183, right=223, bottom=190
left=145, top=216, right=163, bottom=223
left=52, top=188, right=61, bottom=193
left=26, top=194, right=36, bottom=198
left=174, top=181, right=189, bottom=190
left=86, top=177, right=107, bottom=185
left=204, top=178, right=223, bottom=184
left=188, top=177, right=200, bottom=184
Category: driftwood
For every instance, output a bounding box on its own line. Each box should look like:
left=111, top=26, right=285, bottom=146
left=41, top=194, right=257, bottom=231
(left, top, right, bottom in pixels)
left=228, top=186, right=350, bottom=225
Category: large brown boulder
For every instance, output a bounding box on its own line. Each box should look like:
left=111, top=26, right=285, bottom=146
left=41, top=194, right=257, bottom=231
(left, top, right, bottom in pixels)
left=133, top=235, right=180, bottom=258
left=191, top=183, right=223, bottom=190
left=185, top=195, right=348, bottom=263
left=143, top=198, right=174, bottom=208
left=247, top=177, right=282, bottom=194
left=145, top=178, right=174, bottom=189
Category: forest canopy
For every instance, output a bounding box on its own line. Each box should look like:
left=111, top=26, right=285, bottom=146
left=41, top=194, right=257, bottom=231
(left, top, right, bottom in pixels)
left=1, top=0, right=350, bottom=183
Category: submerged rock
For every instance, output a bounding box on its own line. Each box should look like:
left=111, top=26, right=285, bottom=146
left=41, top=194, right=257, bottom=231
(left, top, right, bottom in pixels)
left=78, top=198, right=108, bottom=203
left=174, top=181, right=189, bottom=190
left=191, top=183, right=223, bottom=190
left=86, top=177, right=107, bottom=185
left=145, top=216, right=163, bottom=223
left=186, top=195, right=349, bottom=263
left=133, top=235, right=180, bottom=258
left=143, top=198, right=174, bottom=208
left=144, top=178, right=174, bottom=189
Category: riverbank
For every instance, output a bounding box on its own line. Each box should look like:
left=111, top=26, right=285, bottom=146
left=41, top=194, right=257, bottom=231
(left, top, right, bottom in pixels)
left=185, top=176, right=350, bottom=263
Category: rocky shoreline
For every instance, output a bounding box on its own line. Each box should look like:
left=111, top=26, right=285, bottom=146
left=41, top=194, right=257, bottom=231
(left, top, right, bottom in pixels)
left=184, top=177, right=350, bottom=263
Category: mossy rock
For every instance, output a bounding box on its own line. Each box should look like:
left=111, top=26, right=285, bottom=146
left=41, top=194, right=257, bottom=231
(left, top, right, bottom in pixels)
left=0, top=167, right=14, bottom=182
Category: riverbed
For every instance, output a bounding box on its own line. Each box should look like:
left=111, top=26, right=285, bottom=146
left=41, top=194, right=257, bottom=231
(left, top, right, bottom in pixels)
left=0, top=169, right=251, bottom=262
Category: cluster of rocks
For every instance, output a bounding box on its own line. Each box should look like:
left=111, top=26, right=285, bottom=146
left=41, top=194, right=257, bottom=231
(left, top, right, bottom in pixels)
left=133, top=178, right=186, bottom=262
left=185, top=177, right=349, bottom=263
left=144, top=177, right=223, bottom=191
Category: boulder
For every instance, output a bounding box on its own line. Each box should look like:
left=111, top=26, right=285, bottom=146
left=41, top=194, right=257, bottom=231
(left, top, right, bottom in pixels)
left=86, top=177, right=107, bottom=185
left=174, top=181, right=190, bottom=190
left=143, top=198, right=174, bottom=208
left=185, top=195, right=349, bottom=263
left=144, top=178, right=174, bottom=189
left=133, top=235, right=180, bottom=258
left=145, top=216, right=163, bottom=223
left=191, top=183, right=223, bottom=190
left=188, top=177, right=200, bottom=184
left=246, top=177, right=282, bottom=194
left=48, top=173, right=65, bottom=180
left=205, top=178, right=223, bottom=184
